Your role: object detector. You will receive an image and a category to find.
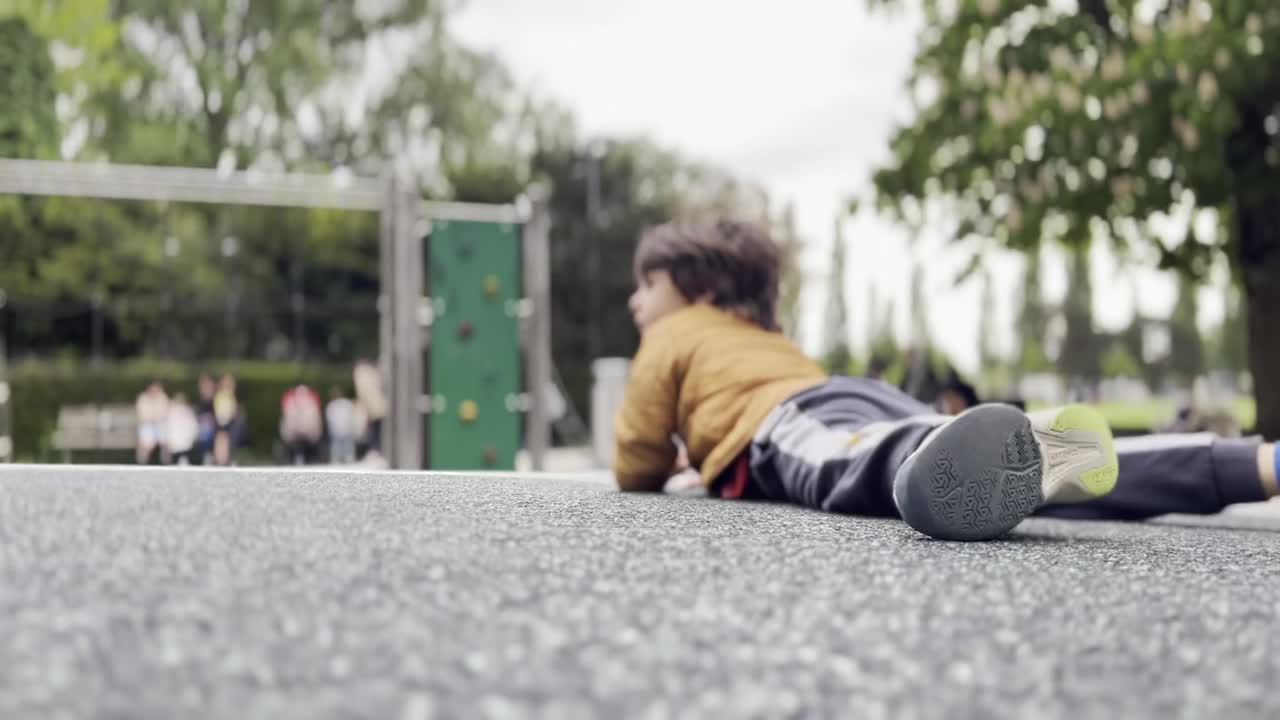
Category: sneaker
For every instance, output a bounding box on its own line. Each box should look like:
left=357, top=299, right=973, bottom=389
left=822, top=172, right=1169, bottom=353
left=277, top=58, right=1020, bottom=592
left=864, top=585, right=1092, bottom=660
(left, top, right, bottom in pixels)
left=892, top=403, right=1118, bottom=541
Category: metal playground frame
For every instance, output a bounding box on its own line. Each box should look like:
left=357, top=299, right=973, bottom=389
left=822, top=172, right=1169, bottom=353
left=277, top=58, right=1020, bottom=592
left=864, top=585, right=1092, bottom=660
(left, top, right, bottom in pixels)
left=0, top=158, right=552, bottom=471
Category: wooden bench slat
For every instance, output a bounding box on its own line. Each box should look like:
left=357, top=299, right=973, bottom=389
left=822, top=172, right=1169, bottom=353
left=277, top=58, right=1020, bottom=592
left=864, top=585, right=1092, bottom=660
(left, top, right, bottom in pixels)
left=53, top=404, right=139, bottom=452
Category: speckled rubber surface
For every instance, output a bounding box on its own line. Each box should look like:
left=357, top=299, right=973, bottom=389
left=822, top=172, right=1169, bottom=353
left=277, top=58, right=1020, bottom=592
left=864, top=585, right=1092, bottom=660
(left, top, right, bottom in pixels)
left=3, top=464, right=1280, bottom=718
left=894, top=405, right=1043, bottom=541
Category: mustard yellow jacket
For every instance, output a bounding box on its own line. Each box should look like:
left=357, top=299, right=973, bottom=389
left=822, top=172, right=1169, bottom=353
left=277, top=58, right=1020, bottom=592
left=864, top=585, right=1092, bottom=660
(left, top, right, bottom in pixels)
left=612, top=304, right=826, bottom=491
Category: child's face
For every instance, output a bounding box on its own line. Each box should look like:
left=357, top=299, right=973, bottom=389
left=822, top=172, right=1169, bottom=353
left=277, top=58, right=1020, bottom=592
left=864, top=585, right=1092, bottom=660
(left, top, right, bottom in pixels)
left=629, top=270, right=691, bottom=332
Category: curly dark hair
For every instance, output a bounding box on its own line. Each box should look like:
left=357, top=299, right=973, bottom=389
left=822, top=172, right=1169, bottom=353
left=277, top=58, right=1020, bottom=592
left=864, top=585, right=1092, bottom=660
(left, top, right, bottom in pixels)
left=632, top=219, right=781, bottom=330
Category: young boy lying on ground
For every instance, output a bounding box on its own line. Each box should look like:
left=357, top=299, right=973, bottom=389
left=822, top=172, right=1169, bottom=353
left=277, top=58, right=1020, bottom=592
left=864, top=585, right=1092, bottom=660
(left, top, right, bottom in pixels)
left=612, top=220, right=1278, bottom=541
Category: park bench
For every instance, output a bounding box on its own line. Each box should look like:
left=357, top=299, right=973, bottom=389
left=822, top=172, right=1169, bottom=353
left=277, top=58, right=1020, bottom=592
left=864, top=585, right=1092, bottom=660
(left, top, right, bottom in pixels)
left=52, top=404, right=137, bottom=463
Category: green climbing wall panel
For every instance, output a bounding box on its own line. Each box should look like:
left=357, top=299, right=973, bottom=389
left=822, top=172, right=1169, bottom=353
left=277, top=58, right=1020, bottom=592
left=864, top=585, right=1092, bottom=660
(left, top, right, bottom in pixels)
left=425, top=220, right=523, bottom=470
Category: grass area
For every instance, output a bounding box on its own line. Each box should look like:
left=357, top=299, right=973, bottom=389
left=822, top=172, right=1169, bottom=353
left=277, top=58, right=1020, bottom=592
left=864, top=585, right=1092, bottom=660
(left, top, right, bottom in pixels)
left=1027, top=397, right=1257, bottom=432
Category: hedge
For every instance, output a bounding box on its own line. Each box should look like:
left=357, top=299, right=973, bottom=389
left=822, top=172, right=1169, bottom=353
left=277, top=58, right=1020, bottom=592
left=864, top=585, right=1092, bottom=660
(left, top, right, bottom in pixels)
left=7, top=358, right=352, bottom=462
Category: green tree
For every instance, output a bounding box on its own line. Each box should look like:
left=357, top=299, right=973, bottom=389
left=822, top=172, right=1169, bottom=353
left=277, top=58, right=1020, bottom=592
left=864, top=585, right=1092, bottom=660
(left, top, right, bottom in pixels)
left=1, top=0, right=533, bottom=363
left=1102, top=339, right=1141, bottom=379
left=902, top=257, right=947, bottom=399
left=977, top=267, right=999, bottom=369
left=1058, top=244, right=1104, bottom=391
left=907, top=257, right=931, bottom=349
left=1, top=0, right=129, bottom=150
left=873, top=0, right=1280, bottom=436
left=0, top=14, right=57, bottom=293
left=822, top=216, right=852, bottom=373
left=1122, top=313, right=1170, bottom=393
left=98, top=1, right=429, bottom=166
left=1016, top=247, right=1050, bottom=373
left=1210, top=284, right=1249, bottom=375
left=97, top=0, right=526, bottom=187
left=867, top=288, right=902, bottom=382
left=532, top=136, right=776, bottom=423
left=1167, top=270, right=1205, bottom=386
left=4, top=0, right=784, bottom=382
left=0, top=17, right=57, bottom=160
left=774, top=203, right=805, bottom=342
left=0, top=15, right=56, bottom=368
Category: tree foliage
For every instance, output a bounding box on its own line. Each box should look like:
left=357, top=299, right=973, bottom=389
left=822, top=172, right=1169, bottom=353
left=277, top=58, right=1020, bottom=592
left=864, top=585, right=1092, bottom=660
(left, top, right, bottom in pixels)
left=0, top=0, right=794, bottom=424
left=873, top=0, right=1280, bottom=255
left=866, top=287, right=901, bottom=374
left=1058, top=244, right=1104, bottom=386
left=977, top=267, right=999, bottom=369
left=1015, top=247, right=1051, bottom=373
left=531, top=136, right=781, bottom=421
left=1209, top=284, right=1248, bottom=374
left=774, top=204, right=805, bottom=342
left=1101, top=338, right=1141, bottom=379
left=822, top=216, right=852, bottom=372
left=873, top=0, right=1280, bottom=436
left=1167, top=270, right=1204, bottom=385
left=0, top=17, right=56, bottom=159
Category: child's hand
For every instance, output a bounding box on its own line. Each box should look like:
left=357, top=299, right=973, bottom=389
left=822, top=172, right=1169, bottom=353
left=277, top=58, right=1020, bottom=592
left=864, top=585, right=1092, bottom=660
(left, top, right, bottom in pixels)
left=671, top=443, right=690, bottom=473
left=662, top=437, right=703, bottom=496
left=663, top=467, right=706, bottom=497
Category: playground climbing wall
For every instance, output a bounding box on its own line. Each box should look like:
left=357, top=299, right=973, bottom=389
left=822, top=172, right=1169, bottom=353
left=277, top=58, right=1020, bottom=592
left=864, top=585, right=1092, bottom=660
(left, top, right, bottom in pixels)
left=425, top=220, right=524, bottom=470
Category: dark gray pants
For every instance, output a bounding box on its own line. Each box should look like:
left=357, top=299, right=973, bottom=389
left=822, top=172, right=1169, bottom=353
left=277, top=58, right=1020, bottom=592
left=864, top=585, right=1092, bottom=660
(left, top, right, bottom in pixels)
left=747, top=376, right=1266, bottom=520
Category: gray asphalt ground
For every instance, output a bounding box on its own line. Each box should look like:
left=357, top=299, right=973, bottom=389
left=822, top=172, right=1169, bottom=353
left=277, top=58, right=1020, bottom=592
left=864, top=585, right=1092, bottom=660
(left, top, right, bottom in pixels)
left=2, top=464, right=1279, bottom=720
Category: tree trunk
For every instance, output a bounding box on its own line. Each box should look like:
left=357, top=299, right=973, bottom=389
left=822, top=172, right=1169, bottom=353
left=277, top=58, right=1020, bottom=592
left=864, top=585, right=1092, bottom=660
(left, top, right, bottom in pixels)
left=1236, top=198, right=1280, bottom=440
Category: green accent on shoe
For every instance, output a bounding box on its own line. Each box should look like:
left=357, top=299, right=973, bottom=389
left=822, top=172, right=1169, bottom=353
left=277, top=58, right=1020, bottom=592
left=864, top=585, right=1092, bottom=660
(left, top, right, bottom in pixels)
left=1050, top=404, right=1118, bottom=496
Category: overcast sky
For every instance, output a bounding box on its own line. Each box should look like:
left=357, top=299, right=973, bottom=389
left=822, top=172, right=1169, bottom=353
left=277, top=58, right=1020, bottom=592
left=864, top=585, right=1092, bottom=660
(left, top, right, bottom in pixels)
left=452, top=0, right=1217, bottom=373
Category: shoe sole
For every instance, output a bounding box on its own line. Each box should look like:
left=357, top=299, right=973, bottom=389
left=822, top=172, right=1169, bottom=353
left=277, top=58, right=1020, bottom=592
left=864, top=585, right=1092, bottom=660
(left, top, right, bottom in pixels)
left=895, top=405, right=1043, bottom=541
left=1031, top=404, right=1118, bottom=502
left=895, top=404, right=1118, bottom=541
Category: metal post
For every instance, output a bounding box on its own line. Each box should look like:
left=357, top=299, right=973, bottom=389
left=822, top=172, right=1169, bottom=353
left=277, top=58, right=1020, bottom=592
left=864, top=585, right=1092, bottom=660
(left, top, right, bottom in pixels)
left=522, top=184, right=552, bottom=471
left=390, top=181, right=424, bottom=470
left=378, top=172, right=397, bottom=464
left=585, top=150, right=603, bottom=364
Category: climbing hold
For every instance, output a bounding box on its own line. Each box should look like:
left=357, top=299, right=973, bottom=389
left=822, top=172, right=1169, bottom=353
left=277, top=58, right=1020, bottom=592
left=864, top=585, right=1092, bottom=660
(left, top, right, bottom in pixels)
left=458, top=320, right=474, bottom=340
left=459, top=400, right=479, bottom=423
left=483, top=274, right=500, bottom=297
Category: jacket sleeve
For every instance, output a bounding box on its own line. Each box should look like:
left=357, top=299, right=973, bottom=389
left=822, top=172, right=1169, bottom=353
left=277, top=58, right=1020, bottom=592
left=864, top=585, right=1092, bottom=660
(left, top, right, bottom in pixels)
left=612, top=329, right=681, bottom=492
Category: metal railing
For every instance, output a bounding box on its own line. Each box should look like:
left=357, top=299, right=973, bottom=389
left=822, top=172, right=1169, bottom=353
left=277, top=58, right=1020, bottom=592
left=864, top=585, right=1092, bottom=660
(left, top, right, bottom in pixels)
left=0, top=158, right=524, bottom=222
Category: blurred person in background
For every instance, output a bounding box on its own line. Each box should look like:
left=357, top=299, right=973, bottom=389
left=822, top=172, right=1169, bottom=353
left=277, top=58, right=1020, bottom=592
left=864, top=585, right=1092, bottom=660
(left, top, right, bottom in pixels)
left=900, top=347, right=943, bottom=404
left=1160, top=378, right=1243, bottom=438
left=280, top=382, right=323, bottom=465
left=353, top=359, right=386, bottom=461
left=325, top=385, right=357, bottom=465
left=135, top=380, right=170, bottom=465
left=194, top=373, right=218, bottom=464
left=351, top=398, right=370, bottom=459
left=213, top=374, right=244, bottom=466
left=936, top=373, right=981, bottom=416
left=166, top=393, right=199, bottom=466
left=864, top=355, right=890, bottom=382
